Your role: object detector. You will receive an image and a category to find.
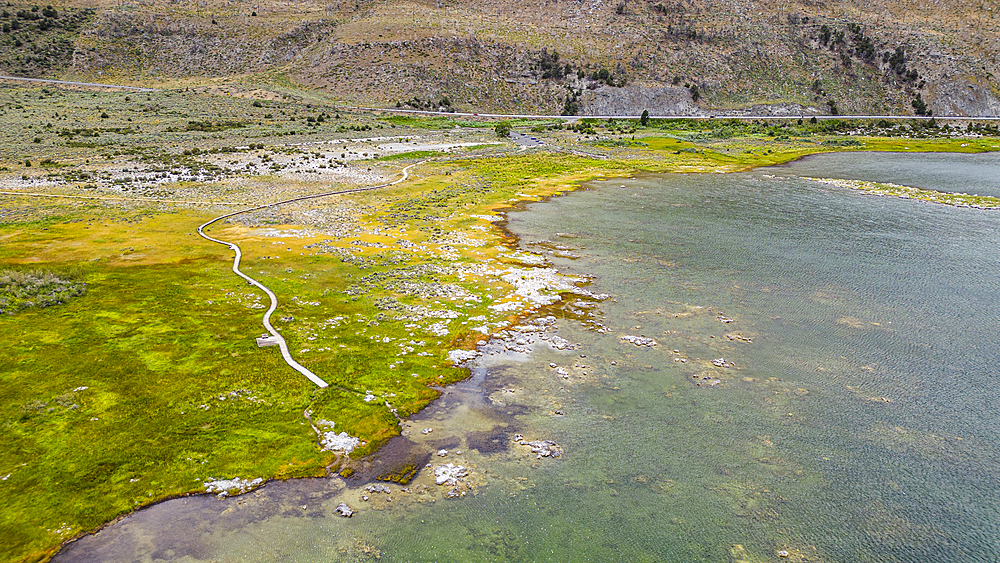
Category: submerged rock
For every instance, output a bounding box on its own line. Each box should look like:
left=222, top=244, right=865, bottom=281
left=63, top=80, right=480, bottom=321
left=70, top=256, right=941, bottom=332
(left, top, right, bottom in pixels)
left=621, top=334, right=657, bottom=347
left=364, top=484, right=391, bottom=494
left=334, top=502, right=355, bottom=517
left=515, top=438, right=563, bottom=458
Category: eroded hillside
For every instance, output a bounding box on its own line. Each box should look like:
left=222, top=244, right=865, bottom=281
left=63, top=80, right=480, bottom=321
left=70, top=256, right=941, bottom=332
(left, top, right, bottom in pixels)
left=2, top=0, right=999, bottom=114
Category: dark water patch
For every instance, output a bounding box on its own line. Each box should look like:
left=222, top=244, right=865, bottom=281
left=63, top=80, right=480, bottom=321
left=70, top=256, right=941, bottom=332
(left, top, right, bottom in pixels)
left=344, top=437, right=433, bottom=486
left=466, top=425, right=512, bottom=454
left=57, top=479, right=339, bottom=563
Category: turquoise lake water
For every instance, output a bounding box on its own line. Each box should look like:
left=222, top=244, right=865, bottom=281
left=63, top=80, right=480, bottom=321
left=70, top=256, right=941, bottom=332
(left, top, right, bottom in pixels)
left=56, top=152, right=1000, bottom=562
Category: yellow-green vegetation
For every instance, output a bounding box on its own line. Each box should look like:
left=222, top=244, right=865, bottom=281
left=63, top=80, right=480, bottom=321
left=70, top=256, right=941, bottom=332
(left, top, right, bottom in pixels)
left=0, top=208, right=335, bottom=562
left=805, top=178, right=1000, bottom=209
left=626, top=134, right=1000, bottom=172
left=0, top=150, right=628, bottom=563
left=375, top=149, right=446, bottom=161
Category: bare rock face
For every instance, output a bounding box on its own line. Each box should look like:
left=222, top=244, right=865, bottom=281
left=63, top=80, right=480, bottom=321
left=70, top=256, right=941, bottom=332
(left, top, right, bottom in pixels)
left=581, top=85, right=703, bottom=117
left=929, top=80, right=1000, bottom=118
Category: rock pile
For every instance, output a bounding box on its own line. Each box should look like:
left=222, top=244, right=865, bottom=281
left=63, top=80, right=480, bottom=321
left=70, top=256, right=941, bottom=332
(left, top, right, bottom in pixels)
left=622, top=334, right=657, bottom=347
left=203, top=477, right=264, bottom=498
left=514, top=434, right=563, bottom=458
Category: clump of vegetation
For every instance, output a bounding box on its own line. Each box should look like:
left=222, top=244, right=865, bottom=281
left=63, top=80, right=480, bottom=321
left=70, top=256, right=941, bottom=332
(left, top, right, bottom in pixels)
left=538, top=48, right=574, bottom=81
left=912, top=93, right=931, bottom=116
left=0, top=269, right=85, bottom=314
left=176, top=120, right=246, bottom=133
left=396, top=96, right=454, bottom=112
left=494, top=121, right=511, bottom=138
left=562, top=88, right=581, bottom=116
left=591, top=67, right=627, bottom=88
left=0, top=4, right=95, bottom=76
left=689, top=83, right=700, bottom=102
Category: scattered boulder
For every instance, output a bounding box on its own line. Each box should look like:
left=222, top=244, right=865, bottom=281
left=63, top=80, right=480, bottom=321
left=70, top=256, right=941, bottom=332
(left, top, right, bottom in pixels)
left=622, top=334, right=657, bottom=347
left=334, top=502, right=355, bottom=517
left=316, top=420, right=360, bottom=453
left=203, top=477, right=263, bottom=498
left=364, top=483, right=391, bottom=494
left=514, top=435, right=563, bottom=458
left=434, top=463, right=469, bottom=486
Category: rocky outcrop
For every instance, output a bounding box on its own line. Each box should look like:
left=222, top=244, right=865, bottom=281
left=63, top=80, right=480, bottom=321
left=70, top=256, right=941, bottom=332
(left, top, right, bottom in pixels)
left=581, top=84, right=703, bottom=117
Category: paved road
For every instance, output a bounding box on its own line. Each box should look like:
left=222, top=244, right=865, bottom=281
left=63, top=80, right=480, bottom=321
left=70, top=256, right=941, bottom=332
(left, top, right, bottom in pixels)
left=197, top=162, right=422, bottom=388
left=4, top=74, right=993, bottom=121
left=337, top=104, right=1000, bottom=122
left=510, top=132, right=544, bottom=148
left=0, top=74, right=158, bottom=92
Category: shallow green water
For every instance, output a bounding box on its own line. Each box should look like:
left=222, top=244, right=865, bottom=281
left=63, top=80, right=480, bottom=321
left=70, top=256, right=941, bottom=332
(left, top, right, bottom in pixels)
left=57, top=153, right=1000, bottom=563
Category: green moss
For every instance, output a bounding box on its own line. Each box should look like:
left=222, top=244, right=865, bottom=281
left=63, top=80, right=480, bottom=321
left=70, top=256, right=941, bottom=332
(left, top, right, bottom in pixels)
left=375, top=149, right=445, bottom=161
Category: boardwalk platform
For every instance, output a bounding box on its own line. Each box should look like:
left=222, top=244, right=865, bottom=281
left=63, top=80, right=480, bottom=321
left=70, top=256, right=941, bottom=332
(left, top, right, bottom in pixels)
left=256, top=335, right=281, bottom=347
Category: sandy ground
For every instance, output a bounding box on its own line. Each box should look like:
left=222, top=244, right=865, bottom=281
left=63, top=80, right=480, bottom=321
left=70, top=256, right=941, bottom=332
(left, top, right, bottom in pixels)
left=0, top=132, right=498, bottom=207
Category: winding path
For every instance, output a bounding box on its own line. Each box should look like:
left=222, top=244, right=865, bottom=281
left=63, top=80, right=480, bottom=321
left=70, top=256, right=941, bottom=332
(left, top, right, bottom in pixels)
left=0, top=74, right=158, bottom=91
left=197, top=162, right=423, bottom=388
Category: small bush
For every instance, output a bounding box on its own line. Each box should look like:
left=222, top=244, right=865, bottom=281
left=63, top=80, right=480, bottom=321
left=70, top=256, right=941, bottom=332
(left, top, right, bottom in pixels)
left=0, top=269, right=86, bottom=315
left=494, top=121, right=512, bottom=138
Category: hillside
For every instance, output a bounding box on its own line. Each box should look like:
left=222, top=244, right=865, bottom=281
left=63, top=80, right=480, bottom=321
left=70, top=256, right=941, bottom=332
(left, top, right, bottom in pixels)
left=1, top=0, right=999, bottom=114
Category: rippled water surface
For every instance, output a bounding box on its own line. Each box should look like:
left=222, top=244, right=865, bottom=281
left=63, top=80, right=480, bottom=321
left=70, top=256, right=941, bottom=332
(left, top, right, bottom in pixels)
left=58, top=152, right=1000, bottom=563
left=787, top=150, right=1000, bottom=197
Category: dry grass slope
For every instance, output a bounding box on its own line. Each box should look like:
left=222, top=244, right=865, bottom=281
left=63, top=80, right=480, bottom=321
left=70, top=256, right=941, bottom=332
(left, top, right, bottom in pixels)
left=0, top=0, right=996, bottom=116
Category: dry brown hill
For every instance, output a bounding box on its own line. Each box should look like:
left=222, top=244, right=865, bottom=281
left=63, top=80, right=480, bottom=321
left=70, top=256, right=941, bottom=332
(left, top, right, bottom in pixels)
left=2, top=0, right=998, bottom=116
